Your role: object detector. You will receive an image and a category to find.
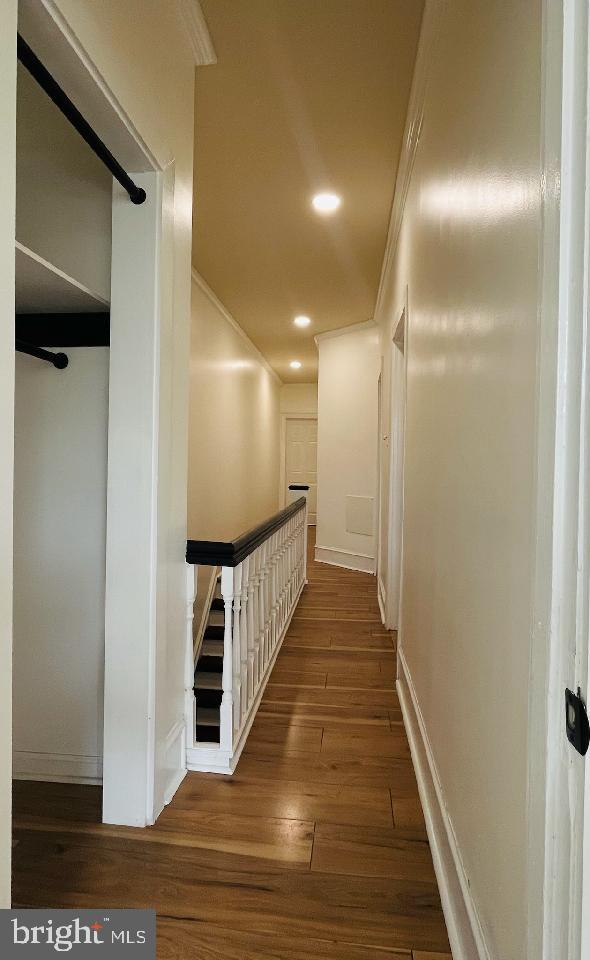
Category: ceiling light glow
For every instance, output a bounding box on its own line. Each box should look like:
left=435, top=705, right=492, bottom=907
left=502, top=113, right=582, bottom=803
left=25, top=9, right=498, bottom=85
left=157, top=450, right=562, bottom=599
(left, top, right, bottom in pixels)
left=312, top=192, right=341, bottom=214
left=290, top=360, right=302, bottom=370
left=294, top=315, right=311, bottom=328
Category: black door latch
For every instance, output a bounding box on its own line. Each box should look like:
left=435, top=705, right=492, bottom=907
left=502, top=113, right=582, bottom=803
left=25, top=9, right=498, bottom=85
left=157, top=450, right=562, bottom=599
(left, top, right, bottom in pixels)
left=565, top=687, right=590, bottom=756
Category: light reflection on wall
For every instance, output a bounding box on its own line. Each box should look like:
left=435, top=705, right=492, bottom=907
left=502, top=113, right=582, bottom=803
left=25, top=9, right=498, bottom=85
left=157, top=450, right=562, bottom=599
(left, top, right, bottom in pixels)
left=420, top=174, right=538, bottom=224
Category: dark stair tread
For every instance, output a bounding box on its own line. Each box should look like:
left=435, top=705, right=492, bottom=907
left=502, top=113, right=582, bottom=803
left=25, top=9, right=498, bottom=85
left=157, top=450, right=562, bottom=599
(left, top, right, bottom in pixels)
left=196, top=706, right=220, bottom=726
left=211, top=597, right=224, bottom=612
left=197, top=655, right=223, bottom=673
left=194, top=687, right=223, bottom=708
left=195, top=724, right=220, bottom=743
left=204, top=624, right=224, bottom=641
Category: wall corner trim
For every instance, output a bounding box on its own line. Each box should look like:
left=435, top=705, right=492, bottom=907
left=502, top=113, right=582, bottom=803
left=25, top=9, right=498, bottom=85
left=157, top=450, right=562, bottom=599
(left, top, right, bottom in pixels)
left=373, top=0, right=446, bottom=323
left=397, top=648, right=490, bottom=960
left=314, top=318, right=376, bottom=346
left=176, top=0, right=217, bottom=66
left=191, top=269, right=282, bottom=384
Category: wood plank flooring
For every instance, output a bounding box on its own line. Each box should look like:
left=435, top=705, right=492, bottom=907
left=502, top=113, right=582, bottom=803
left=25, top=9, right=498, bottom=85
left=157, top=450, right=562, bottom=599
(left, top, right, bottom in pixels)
left=12, top=529, right=451, bottom=959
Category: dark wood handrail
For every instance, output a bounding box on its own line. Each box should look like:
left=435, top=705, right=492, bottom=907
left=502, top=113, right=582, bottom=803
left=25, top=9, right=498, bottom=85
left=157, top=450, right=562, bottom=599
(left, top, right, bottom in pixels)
left=186, top=497, right=306, bottom=567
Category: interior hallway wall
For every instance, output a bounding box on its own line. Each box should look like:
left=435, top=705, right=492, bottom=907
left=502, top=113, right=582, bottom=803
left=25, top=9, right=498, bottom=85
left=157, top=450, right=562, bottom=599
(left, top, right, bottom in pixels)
left=280, top=383, right=318, bottom=416
left=376, top=2, right=542, bottom=958
left=316, top=325, right=380, bottom=573
left=188, top=274, right=281, bottom=542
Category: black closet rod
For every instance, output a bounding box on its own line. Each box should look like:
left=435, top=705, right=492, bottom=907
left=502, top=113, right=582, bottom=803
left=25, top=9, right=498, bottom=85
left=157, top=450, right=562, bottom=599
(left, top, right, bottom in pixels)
left=16, top=339, right=68, bottom=370
left=17, top=34, right=146, bottom=206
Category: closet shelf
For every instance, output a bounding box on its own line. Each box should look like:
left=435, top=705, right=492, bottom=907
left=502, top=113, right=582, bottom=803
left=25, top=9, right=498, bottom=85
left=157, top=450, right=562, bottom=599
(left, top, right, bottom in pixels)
left=15, top=241, right=109, bottom=314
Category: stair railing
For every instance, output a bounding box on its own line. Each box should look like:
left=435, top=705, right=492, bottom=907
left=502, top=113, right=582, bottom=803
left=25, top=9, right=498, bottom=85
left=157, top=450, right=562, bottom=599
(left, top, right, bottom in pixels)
left=185, top=497, right=308, bottom=773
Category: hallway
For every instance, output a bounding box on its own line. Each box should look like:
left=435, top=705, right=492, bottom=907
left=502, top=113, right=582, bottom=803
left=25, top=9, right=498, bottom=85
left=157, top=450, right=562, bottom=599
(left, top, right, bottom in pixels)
left=12, top=533, right=450, bottom=959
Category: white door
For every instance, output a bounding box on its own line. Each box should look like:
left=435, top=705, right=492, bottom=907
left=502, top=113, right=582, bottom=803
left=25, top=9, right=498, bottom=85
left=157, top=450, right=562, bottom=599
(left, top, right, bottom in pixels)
left=285, top=418, right=317, bottom=524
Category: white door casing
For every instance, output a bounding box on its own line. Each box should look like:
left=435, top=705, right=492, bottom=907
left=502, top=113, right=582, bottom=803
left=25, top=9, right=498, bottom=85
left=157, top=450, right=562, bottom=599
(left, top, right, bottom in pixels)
left=386, top=303, right=407, bottom=633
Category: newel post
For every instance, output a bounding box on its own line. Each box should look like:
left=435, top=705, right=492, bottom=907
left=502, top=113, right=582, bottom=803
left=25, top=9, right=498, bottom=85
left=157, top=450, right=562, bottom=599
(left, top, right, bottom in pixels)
left=303, top=502, right=309, bottom=584
left=219, top=566, right=235, bottom=754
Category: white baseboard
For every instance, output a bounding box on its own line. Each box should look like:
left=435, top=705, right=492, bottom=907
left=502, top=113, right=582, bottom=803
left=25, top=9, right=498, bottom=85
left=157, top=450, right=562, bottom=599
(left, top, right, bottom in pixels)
left=13, top=750, right=102, bottom=785
left=314, top=544, right=376, bottom=574
left=397, top=649, right=490, bottom=960
left=161, top=718, right=187, bottom=809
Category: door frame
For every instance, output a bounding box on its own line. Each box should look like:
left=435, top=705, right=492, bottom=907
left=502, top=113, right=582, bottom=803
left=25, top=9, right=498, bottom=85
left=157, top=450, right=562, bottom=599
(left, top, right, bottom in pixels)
left=384, top=297, right=408, bottom=632
left=528, top=0, right=590, bottom=955
left=279, top=412, right=318, bottom=522
left=0, top=0, right=17, bottom=909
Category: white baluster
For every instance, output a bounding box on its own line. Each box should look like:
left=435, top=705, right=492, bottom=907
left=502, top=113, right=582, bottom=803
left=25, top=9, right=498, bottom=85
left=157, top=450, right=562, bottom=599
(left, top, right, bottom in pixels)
left=262, top=538, right=272, bottom=665
left=232, top=563, right=243, bottom=732
left=257, top=541, right=266, bottom=678
left=185, top=563, right=197, bottom=747
left=239, top=558, right=249, bottom=724
left=245, top=556, right=256, bottom=707
left=302, top=502, right=308, bottom=584
left=219, top=566, right=234, bottom=754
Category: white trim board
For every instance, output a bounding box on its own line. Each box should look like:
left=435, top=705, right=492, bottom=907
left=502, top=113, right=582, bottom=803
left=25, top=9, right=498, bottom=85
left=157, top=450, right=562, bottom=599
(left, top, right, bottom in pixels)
left=176, top=0, right=217, bottom=65
left=191, top=270, right=282, bottom=385
left=377, top=575, right=386, bottom=625
left=314, top=544, right=375, bottom=575
left=397, top=648, right=489, bottom=960
left=373, top=0, right=446, bottom=323
left=12, top=751, right=102, bottom=786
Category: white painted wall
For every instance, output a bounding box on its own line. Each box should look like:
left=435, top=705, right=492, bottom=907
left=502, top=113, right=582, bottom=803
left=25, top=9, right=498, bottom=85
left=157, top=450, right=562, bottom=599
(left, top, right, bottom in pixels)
left=0, top=0, right=17, bottom=909
left=16, top=63, right=112, bottom=301
left=188, top=275, right=281, bottom=541
left=376, top=2, right=542, bottom=957
left=280, top=383, right=318, bottom=415
left=315, top=326, right=380, bottom=573
left=13, top=349, right=109, bottom=783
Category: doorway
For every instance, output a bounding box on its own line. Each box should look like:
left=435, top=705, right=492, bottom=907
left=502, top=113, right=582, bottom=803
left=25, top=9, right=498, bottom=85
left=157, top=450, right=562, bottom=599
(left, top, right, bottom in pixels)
left=386, top=304, right=406, bottom=632
left=281, top=415, right=318, bottom=523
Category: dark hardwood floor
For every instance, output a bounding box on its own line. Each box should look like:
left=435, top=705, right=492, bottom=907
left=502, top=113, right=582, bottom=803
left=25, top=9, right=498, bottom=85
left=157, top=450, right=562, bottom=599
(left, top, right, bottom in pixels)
left=12, top=529, right=451, bottom=959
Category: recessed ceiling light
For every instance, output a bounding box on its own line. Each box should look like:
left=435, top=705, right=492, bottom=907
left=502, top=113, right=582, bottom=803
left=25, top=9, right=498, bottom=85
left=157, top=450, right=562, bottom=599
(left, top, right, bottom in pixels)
left=290, top=360, right=302, bottom=370
left=294, top=315, right=311, bottom=328
left=312, top=192, right=341, bottom=214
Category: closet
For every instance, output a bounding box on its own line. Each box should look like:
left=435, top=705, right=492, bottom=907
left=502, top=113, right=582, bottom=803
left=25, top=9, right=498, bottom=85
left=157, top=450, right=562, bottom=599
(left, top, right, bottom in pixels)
left=12, top=53, right=112, bottom=785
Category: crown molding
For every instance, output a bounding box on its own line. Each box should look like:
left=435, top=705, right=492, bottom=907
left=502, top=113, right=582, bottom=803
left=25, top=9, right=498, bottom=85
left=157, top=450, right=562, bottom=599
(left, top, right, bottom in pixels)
left=314, top=318, right=376, bottom=346
left=177, top=0, right=217, bottom=66
left=191, top=269, right=282, bottom=385
left=373, top=0, right=446, bottom=322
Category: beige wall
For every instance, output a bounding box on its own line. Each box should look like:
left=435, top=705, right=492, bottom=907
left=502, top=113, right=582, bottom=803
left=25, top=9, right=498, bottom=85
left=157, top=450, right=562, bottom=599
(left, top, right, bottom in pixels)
left=0, top=0, right=17, bottom=908
left=280, top=383, right=318, bottom=415
left=377, top=2, right=542, bottom=958
left=188, top=277, right=281, bottom=541
left=316, top=326, right=380, bottom=573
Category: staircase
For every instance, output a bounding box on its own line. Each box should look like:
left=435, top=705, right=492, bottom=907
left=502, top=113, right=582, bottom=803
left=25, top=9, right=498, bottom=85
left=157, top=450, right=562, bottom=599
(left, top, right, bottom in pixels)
left=194, top=582, right=224, bottom=744
left=185, top=496, right=308, bottom=774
